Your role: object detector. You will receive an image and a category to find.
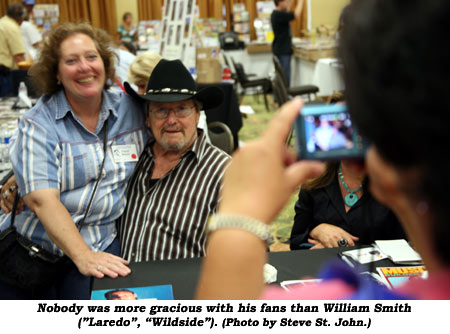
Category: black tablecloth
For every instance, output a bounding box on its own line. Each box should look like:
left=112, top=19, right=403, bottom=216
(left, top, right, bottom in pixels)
left=93, top=247, right=398, bottom=300
left=198, top=82, right=242, bottom=150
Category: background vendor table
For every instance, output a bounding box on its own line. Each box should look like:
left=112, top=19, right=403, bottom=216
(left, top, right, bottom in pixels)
left=92, top=247, right=399, bottom=300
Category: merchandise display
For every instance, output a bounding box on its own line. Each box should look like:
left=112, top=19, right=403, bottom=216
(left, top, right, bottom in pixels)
left=32, top=4, right=59, bottom=34
left=194, top=18, right=225, bottom=47
left=231, top=3, right=250, bottom=44
left=137, top=20, right=162, bottom=54
left=254, top=1, right=275, bottom=42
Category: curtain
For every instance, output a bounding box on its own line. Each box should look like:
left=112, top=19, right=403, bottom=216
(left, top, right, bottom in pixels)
left=138, top=0, right=163, bottom=20
left=292, top=0, right=308, bottom=37
left=0, top=0, right=118, bottom=41
left=0, top=0, right=18, bottom=16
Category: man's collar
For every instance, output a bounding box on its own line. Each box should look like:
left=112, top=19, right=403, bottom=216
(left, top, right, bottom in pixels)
left=5, top=15, right=20, bottom=26
left=186, top=129, right=207, bottom=161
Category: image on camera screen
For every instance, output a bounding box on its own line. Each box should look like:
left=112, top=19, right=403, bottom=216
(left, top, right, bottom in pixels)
left=304, top=112, right=354, bottom=153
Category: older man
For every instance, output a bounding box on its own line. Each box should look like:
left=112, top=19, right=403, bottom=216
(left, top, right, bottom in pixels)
left=120, top=59, right=230, bottom=262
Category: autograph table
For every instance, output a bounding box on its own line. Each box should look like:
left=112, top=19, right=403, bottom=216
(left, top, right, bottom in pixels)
left=92, top=248, right=399, bottom=300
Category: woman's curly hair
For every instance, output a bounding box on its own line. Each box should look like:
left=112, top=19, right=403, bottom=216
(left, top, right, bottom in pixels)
left=29, top=22, right=116, bottom=96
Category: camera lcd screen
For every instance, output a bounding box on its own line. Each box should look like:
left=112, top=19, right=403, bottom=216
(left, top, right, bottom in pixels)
left=303, top=111, right=354, bottom=153
left=295, top=104, right=368, bottom=160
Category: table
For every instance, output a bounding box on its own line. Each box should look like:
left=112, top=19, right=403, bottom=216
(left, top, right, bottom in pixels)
left=311, top=58, right=344, bottom=97
left=92, top=247, right=400, bottom=300
left=291, top=56, right=345, bottom=97
left=198, top=82, right=242, bottom=150
left=0, top=97, right=30, bottom=178
left=223, top=49, right=273, bottom=84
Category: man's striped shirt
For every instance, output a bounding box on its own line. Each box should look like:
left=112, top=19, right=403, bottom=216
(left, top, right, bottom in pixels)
left=119, top=131, right=230, bottom=262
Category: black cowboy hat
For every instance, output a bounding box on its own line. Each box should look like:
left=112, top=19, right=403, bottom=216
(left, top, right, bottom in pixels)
left=124, top=59, right=224, bottom=110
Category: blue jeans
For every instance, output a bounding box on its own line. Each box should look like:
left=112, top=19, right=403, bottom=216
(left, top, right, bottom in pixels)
left=278, top=55, right=292, bottom=88
left=0, top=237, right=121, bottom=300
left=0, top=74, right=12, bottom=97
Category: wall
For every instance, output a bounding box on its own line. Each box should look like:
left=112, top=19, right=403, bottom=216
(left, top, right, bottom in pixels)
left=115, top=0, right=138, bottom=28
left=310, top=0, right=350, bottom=29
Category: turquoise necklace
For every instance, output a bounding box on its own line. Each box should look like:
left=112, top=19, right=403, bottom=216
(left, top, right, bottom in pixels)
left=338, top=164, right=362, bottom=207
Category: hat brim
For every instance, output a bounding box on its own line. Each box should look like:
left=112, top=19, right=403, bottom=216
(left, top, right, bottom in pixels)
left=124, top=82, right=224, bottom=110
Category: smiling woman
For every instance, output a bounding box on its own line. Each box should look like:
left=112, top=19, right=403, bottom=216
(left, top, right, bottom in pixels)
left=57, top=33, right=106, bottom=130
left=0, top=22, right=149, bottom=299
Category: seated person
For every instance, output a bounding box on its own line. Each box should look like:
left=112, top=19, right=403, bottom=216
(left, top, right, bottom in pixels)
left=290, top=160, right=406, bottom=250
left=119, top=59, right=230, bottom=262
left=127, top=52, right=210, bottom=143
left=127, top=51, right=162, bottom=94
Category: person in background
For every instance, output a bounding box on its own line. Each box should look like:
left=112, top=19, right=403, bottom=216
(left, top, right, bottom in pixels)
left=113, top=45, right=136, bottom=91
left=118, top=41, right=136, bottom=55
left=117, top=12, right=137, bottom=44
left=0, top=2, right=26, bottom=97
left=119, top=59, right=229, bottom=262
left=127, top=52, right=163, bottom=94
left=0, top=22, right=148, bottom=299
left=271, top=0, right=304, bottom=87
left=196, top=0, right=450, bottom=300
left=290, top=160, right=406, bottom=250
left=20, top=0, right=42, bottom=61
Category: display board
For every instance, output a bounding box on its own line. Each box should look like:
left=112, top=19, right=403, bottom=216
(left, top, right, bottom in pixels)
left=160, top=0, right=196, bottom=70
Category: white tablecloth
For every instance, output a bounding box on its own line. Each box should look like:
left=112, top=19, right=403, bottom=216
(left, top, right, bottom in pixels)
left=291, top=57, right=345, bottom=97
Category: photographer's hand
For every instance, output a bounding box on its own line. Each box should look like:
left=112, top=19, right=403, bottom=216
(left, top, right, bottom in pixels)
left=196, top=98, right=325, bottom=300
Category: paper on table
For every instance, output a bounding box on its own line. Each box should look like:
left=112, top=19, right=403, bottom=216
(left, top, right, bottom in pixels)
left=375, top=239, right=422, bottom=264
left=341, top=247, right=388, bottom=264
left=239, top=105, right=255, bottom=114
left=280, top=279, right=322, bottom=291
left=376, top=266, right=427, bottom=289
left=264, top=263, right=277, bottom=284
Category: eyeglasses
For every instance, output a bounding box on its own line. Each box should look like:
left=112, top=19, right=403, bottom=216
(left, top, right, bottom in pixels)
left=149, top=105, right=194, bottom=119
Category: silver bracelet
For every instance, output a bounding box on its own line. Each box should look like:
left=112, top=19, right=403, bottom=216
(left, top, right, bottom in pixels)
left=207, top=214, right=273, bottom=243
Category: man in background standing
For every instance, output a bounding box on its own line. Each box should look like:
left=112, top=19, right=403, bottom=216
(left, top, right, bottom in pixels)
left=20, top=0, right=42, bottom=61
left=271, top=0, right=304, bottom=87
left=0, top=2, right=26, bottom=97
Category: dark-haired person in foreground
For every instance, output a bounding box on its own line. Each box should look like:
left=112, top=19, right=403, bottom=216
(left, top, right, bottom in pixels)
left=196, top=0, right=450, bottom=300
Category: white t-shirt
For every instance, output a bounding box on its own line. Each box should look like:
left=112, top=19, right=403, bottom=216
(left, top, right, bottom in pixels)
left=20, top=20, right=42, bottom=60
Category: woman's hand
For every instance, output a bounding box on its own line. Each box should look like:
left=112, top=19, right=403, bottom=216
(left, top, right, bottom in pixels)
left=24, top=188, right=131, bottom=279
left=307, top=238, right=325, bottom=249
left=0, top=175, right=25, bottom=214
left=73, top=250, right=130, bottom=279
left=310, top=223, right=359, bottom=248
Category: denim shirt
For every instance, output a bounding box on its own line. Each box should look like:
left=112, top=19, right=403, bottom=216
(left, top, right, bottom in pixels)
left=0, top=89, right=148, bottom=255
